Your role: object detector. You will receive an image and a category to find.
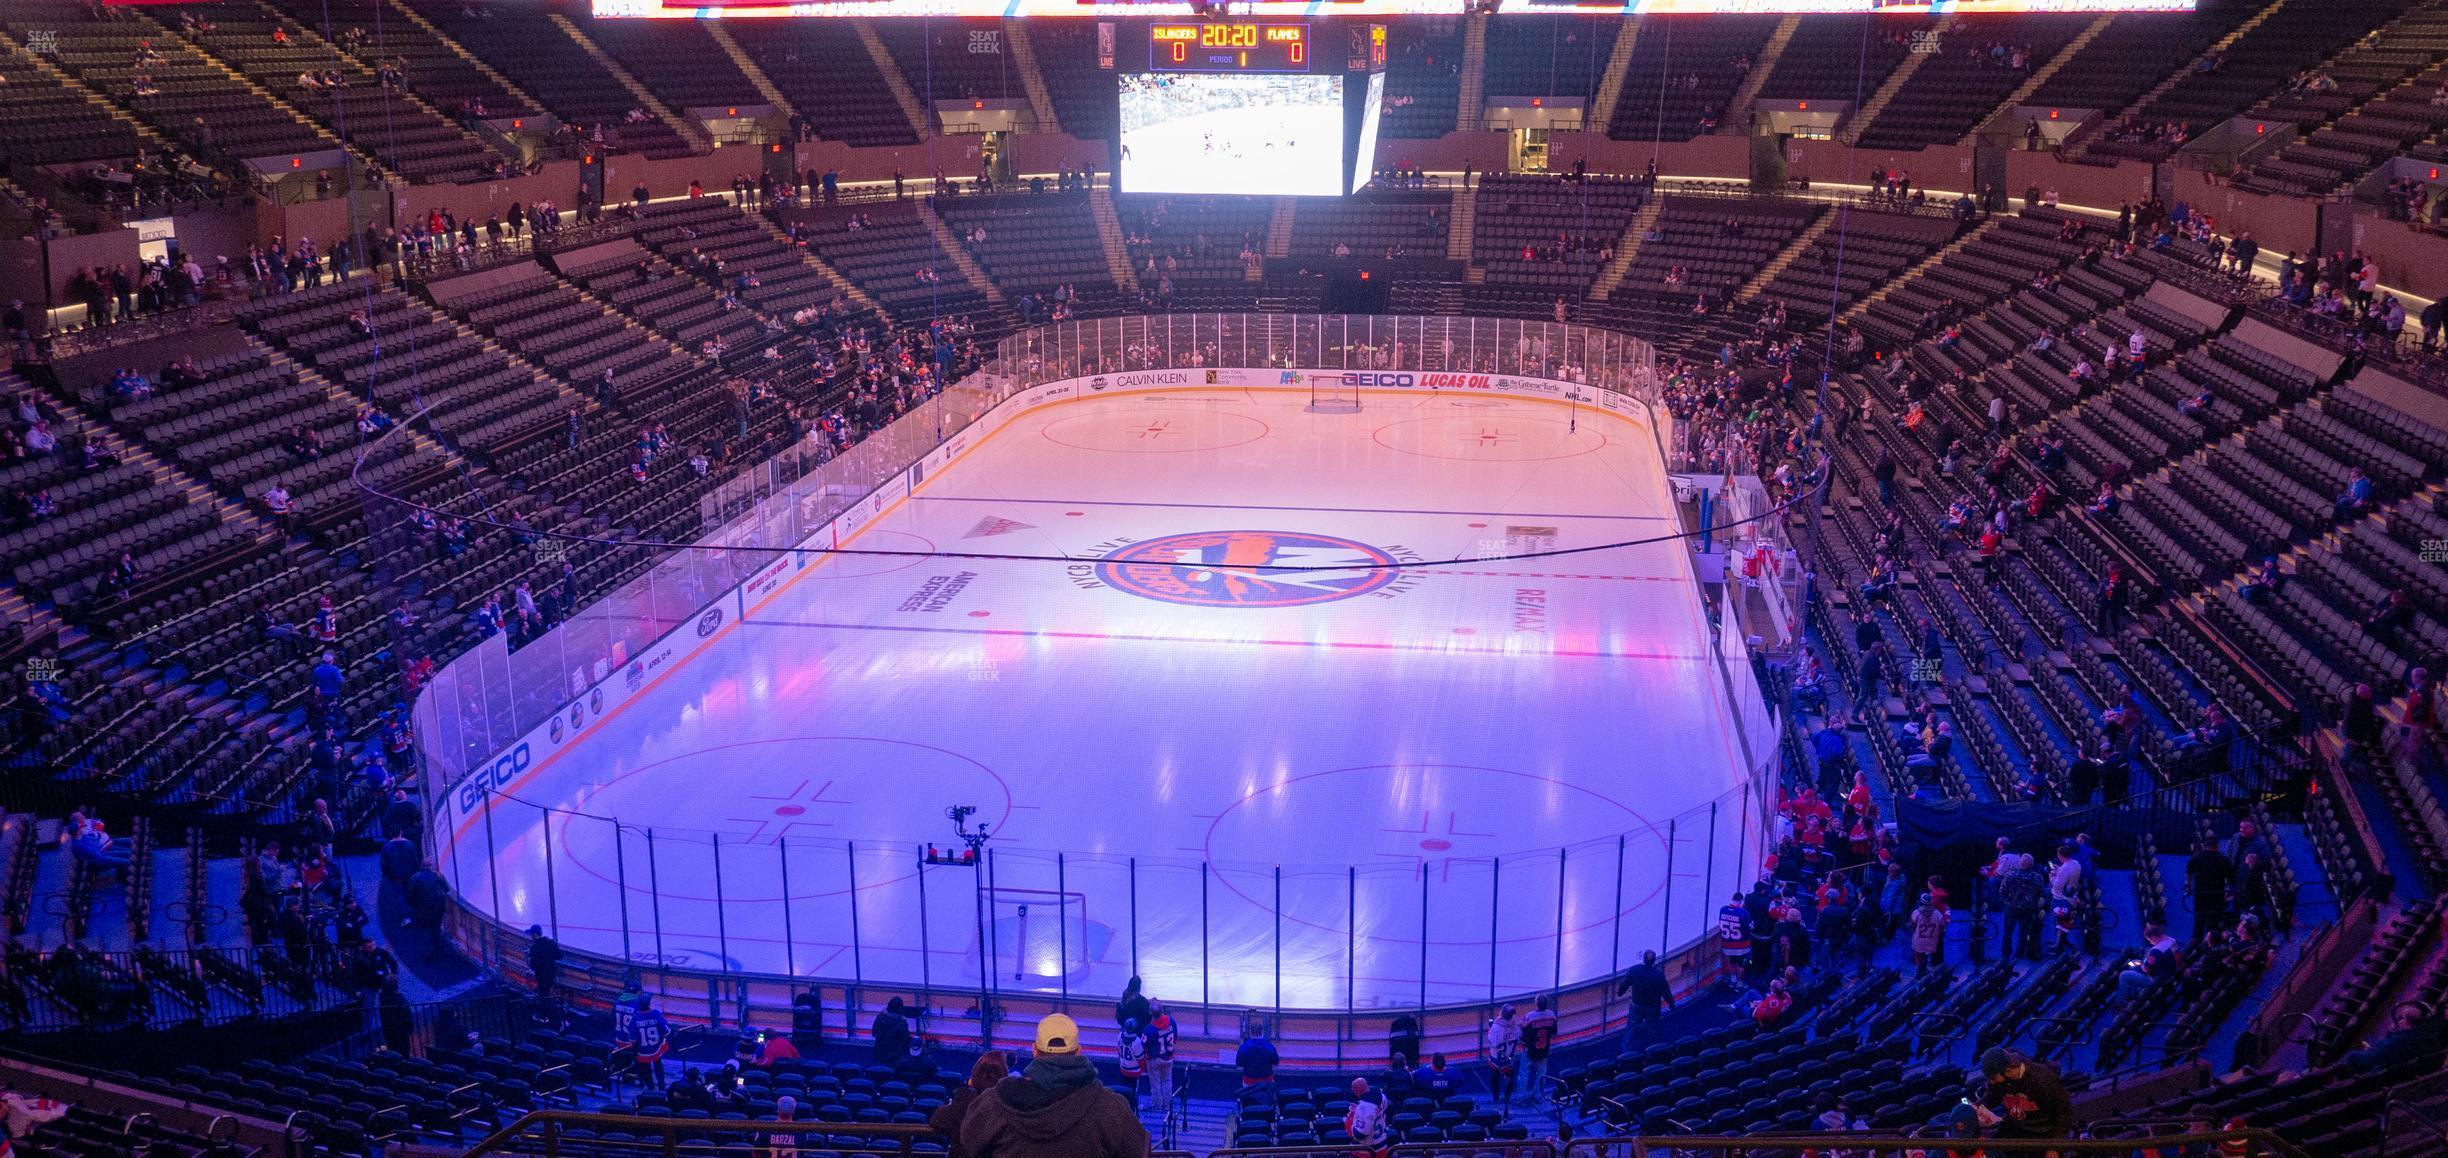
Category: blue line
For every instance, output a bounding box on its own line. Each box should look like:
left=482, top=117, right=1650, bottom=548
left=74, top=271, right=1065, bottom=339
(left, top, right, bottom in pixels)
left=913, top=494, right=1675, bottom=521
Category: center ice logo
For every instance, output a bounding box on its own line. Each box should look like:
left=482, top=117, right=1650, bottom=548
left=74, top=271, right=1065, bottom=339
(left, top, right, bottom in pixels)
left=1094, top=530, right=1402, bottom=608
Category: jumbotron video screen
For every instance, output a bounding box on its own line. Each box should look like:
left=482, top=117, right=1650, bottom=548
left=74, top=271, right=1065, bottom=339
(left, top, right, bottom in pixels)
left=1119, top=73, right=1347, bottom=198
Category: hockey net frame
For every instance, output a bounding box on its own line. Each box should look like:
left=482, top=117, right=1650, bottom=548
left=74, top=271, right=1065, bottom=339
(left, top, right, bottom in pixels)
left=984, top=886, right=1091, bottom=982
left=1307, top=373, right=1362, bottom=413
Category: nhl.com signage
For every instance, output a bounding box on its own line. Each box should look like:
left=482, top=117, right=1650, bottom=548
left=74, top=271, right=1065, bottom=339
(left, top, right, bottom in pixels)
left=423, top=363, right=1656, bottom=836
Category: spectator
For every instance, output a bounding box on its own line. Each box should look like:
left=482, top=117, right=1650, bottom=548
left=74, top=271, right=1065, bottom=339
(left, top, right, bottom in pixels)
left=2187, top=838, right=2233, bottom=942
left=1344, top=1077, right=1391, bottom=1157
left=311, top=651, right=344, bottom=704
left=2119, top=921, right=2183, bottom=1000
left=1813, top=1091, right=1866, bottom=1142
left=667, top=1068, right=715, bottom=1114
left=2086, top=480, right=2119, bottom=519
left=69, top=819, right=131, bottom=872
left=1813, top=881, right=1856, bottom=967
left=766, top=1094, right=798, bottom=1157
left=2225, top=815, right=2271, bottom=865
left=1716, top=888, right=1755, bottom=981
left=381, top=787, right=422, bottom=843
left=1484, top=1004, right=1523, bottom=1106
left=2335, top=466, right=2374, bottom=515
left=2041, top=842, right=2079, bottom=909
left=1114, top=974, right=1151, bottom=1031
left=378, top=982, right=413, bottom=1055
left=404, top=868, right=449, bottom=962
left=615, top=980, right=673, bottom=1085
left=1909, top=892, right=1947, bottom=968
left=1975, top=1047, right=2073, bottom=1140
left=2097, top=563, right=2128, bottom=632
left=871, top=996, right=914, bottom=1067
left=2343, top=682, right=2385, bottom=750
left=527, top=925, right=561, bottom=1007
left=2344, top=1003, right=2442, bottom=1072
left=262, top=483, right=295, bottom=534
left=2364, top=592, right=2414, bottom=646
left=1235, top=1020, right=1278, bottom=1088
left=743, top=1025, right=797, bottom=1069
left=1115, top=1019, right=1147, bottom=1104
left=2238, top=555, right=2285, bottom=604
left=1748, top=978, right=1794, bottom=1027
left=959, top=1014, right=1148, bottom=1158
left=1387, top=1012, right=1421, bottom=1072
left=302, top=797, right=336, bottom=857
left=791, top=988, right=823, bottom=1044
left=2236, top=852, right=2276, bottom=932
left=1146, top=1000, right=1178, bottom=1111
left=930, top=1051, right=1008, bottom=1158
left=1998, top=854, right=2047, bottom=961
left=1520, top=994, right=1558, bottom=1103
left=2173, top=704, right=2236, bottom=770
left=379, top=832, right=420, bottom=883
left=1811, top=713, right=1849, bottom=789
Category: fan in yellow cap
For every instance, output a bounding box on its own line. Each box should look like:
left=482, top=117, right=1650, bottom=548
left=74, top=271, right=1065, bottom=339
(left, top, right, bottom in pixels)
left=1033, top=1012, right=1081, bottom=1056
left=960, top=1012, right=1147, bottom=1156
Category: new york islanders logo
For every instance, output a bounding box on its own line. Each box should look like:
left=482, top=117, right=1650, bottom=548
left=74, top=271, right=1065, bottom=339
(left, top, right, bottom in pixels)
left=1095, top=530, right=1401, bottom=608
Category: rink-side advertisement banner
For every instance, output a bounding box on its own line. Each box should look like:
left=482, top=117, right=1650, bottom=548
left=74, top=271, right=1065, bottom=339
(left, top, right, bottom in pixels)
left=430, top=367, right=1648, bottom=835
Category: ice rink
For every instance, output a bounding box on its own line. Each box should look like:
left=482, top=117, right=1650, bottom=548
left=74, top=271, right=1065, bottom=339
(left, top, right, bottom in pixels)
left=450, top=387, right=1759, bottom=1009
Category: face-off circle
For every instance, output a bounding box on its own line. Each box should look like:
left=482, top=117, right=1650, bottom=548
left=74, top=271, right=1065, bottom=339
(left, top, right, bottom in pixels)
left=1096, top=530, right=1401, bottom=608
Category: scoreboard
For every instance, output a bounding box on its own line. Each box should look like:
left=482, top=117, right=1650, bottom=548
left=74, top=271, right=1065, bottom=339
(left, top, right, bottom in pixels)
left=1148, top=22, right=1309, bottom=72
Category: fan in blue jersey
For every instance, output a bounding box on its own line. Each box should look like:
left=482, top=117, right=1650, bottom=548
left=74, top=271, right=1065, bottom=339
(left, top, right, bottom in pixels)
left=615, top=979, right=672, bottom=1085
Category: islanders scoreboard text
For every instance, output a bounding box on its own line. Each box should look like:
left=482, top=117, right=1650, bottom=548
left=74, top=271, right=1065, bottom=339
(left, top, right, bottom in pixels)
left=1150, top=22, right=1309, bottom=73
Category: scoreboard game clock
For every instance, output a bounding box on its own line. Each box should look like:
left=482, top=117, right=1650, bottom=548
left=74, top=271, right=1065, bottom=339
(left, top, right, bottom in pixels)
left=1149, top=22, right=1310, bottom=73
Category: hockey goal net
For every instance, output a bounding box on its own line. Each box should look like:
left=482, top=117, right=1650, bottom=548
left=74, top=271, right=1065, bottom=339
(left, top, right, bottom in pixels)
left=985, top=887, right=1091, bottom=983
left=1308, top=373, right=1362, bottom=413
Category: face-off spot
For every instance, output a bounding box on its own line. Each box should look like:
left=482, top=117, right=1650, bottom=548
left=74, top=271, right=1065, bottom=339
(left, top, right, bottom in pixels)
left=1370, top=414, right=1607, bottom=463
left=1041, top=407, right=1269, bottom=454
left=557, top=737, right=1013, bottom=904
left=1202, top=763, right=1665, bottom=942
